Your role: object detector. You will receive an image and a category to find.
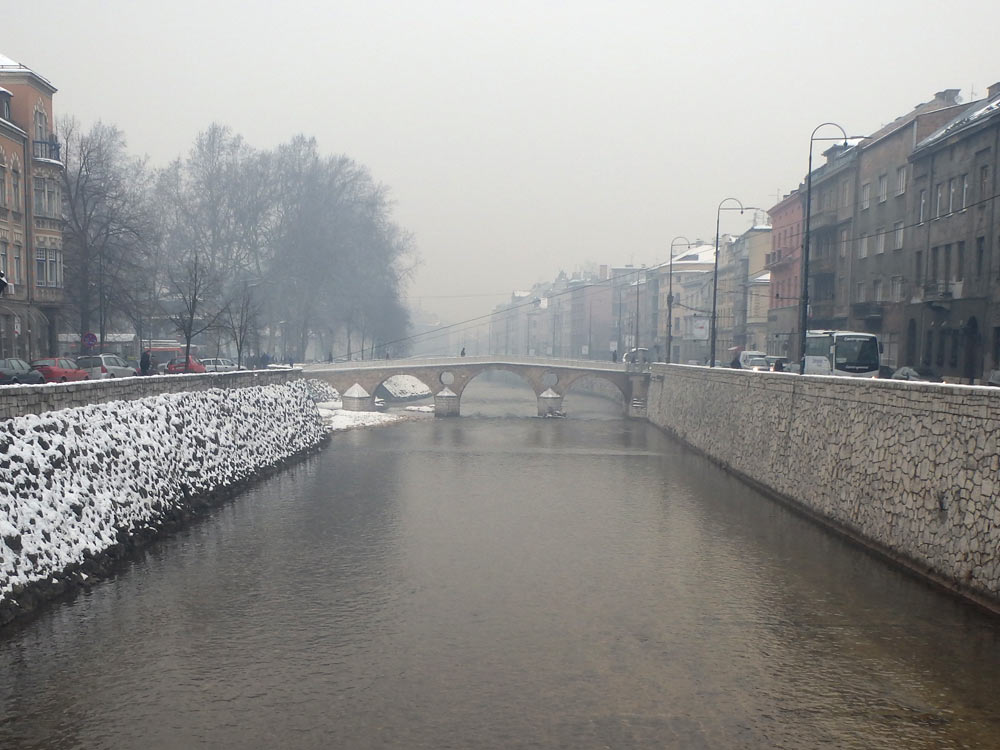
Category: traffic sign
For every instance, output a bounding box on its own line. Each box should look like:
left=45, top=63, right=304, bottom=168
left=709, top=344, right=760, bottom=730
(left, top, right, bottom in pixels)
left=83, top=332, right=98, bottom=348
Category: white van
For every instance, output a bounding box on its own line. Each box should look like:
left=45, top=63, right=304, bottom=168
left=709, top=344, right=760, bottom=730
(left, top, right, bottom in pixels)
left=738, top=350, right=767, bottom=368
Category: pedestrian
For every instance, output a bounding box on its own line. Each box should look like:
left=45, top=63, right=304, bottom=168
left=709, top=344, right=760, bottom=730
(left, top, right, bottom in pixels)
left=611, top=350, right=618, bottom=362
left=460, top=347, right=466, bottom=357
left=0, top=270, right=7, bottom=297
left=730, top=355, right=742, bottom=368
left=140, top=350, right=151, bottom=376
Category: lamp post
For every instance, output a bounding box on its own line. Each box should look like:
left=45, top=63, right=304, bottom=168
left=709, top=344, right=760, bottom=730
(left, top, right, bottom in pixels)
left=710, top=198, right=748, bottom=367
left=667, top=236, right=693, bottom=364
left=799, top=122, right=856, bottom=374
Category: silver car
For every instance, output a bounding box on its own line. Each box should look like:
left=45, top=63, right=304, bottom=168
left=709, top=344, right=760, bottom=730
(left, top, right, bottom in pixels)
left=201, top=357, right=239, bottom=372
left=76, top=353, right=137, bottom=379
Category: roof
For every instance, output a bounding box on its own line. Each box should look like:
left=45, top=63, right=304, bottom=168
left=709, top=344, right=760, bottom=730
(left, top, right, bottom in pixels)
left=0, top=52, right=56, bottom=91
left=915, top=93, right=1000, bottom=153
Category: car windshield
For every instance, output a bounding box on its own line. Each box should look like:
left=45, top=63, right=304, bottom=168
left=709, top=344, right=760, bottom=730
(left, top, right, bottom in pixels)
left=32, top=359, right=58, bottom=367
left=77, top=357, right=99, bottom=368
left=749, top=359, right=768, bottom=367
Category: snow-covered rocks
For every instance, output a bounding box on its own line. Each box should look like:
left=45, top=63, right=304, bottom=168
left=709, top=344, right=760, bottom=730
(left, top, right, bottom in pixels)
left=0, top=381, right=325, bottom=625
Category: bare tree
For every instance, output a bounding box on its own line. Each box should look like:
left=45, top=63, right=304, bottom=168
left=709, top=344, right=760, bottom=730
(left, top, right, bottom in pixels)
left=60, top=117, right=156, bottom=345
left=166, top=248, right=224, bottom=370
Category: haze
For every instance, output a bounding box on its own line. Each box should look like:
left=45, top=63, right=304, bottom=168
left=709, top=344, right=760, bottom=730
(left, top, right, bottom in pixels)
left=6, top=0, right=998, bottom=323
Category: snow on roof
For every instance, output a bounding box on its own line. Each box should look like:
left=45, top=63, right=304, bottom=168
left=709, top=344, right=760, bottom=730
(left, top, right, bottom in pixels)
left=343, top=384, right=370, bottom=398
left=751, top=271, right=771, bottom=283
left=0, top=52, right=55, bottom=89
left=540, top=388, right=560, bottom=398
left=917, top=95, right=1000, bottom=152
left=0, top=87, right=10, bottom=96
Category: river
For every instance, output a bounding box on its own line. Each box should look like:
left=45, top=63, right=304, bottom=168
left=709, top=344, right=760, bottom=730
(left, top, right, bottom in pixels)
left=2, top=378, right=1000, bottom=749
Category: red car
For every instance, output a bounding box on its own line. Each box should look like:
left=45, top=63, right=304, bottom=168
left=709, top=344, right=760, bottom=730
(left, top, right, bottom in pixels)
left=165, top=355, right=207, bottom=374
left=30, top=357, right=90, bottom=382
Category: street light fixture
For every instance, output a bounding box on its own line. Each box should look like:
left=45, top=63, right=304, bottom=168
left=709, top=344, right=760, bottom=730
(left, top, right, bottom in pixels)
left=710, top=198, right=751, bottom=367
left=799, top=122, right=862, bottom=374
left=667, top=236, right=693, bottom=364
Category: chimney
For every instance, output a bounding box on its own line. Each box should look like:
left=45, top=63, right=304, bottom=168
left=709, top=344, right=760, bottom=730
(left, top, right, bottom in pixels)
left=933, top=89, right=961, bottom=105
left=989, top=82, right=1000, bottom=99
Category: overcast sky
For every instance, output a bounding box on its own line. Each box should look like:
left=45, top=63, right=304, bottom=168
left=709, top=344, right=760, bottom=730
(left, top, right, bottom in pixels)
left=5, top=1, right=1000, bottom=323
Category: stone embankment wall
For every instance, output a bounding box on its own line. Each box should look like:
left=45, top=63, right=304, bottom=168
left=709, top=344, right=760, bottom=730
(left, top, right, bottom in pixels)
left=0, top=380, right=326, bottom=626
left=0, top=369, right=300, bottom=420
left=646, top=364, right=1000, bottom=609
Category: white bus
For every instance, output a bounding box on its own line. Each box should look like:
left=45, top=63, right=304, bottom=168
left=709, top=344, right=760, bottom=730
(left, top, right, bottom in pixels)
left=803, top=330, right=881, bottom=377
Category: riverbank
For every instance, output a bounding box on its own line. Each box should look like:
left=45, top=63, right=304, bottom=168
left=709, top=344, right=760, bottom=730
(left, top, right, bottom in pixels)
left=0, top=380, right=327, bottom=628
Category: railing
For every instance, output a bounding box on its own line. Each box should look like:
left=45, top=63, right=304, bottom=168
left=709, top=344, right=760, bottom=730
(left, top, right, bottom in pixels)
left=32, top=139, right=61, bottom=162
left=924, top=280, right=952, bottom=300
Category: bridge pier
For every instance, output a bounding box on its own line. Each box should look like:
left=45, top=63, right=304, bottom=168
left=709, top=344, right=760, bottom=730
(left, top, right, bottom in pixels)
left=434, top=387, right=460, bottom=417
left=537, top=388, right=564, bottom=417
left=341, top=384, right=374, bottom=411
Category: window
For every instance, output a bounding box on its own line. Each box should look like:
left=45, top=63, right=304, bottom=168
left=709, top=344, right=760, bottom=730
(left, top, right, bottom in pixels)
left=943, top=244, right=951, bottom=282
left=982, top=165, right=991, bottom=199
left=0, top=164, right=5, bottom=207
left=862, top=183, right=871, bottom=210
left=855, top=282, right=865, bottom=303
left=35, top=250, right=45, bottom=286
left=924, top=330, right=933, bottom=365
left=896, top=166, right=906, bottom=195
left=0, top=241, right=6, bottom=277
left=962, top=174, right=969, bottom=209
left=839, top=228, right=848, bottom=258
left=977, top=236, right=985, bottom=276
left=878, top=174, right=888, bottom=203
left=876, top=228, right=885, bottom=254
left=919, top=189, right=927, bottom=223
left=931, top=246, right=939, bottom=281
left=12, top=244, right=20, bottom=284
left=48, top=249, right=62, bottom=287
left=34, top=109, right=47, bottom=142
left=873, top=279, right=883, bottom=302
left=936, top=183, right=943, bottom=217
left=915, top=251, right=923, bottom=284
left=893, top=221, right=904, bottom=250
left=11, top=169, right=19, bottom=212
left=857, top=234, right=868, bottom=259
left=956, top=241, right=965, bottom=281
left=34, top=182, right=45, bottom=216
left=948, top=178, right=956, bottom=213
left=891, top=276, right=903, bottom=302
left=46, top=179, right=58, bottom=218
left=841, top=181, right=850, bottom=208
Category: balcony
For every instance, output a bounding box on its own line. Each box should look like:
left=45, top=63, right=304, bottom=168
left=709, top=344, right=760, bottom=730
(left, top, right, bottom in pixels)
left=32, top=139, right=61, bottom=163
left=851, top=301, right=885, bottom=320
left=923, top=280, right=952, bottom=310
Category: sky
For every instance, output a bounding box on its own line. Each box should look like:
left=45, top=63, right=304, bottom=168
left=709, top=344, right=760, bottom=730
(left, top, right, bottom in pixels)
left=5, top=0, right=1000, bottom=324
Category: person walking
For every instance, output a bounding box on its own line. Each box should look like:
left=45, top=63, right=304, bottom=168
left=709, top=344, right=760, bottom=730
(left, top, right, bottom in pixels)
left=140, top=350, right=151, bottom=376
left=460, top=347, right=466, bottom=357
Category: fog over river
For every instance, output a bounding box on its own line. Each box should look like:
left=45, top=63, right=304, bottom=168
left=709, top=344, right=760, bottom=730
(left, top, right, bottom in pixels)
left=2, top=379, right=1000, bottom=749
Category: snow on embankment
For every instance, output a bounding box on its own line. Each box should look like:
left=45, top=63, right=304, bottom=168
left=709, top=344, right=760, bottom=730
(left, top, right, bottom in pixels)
left=0, top=381, right=325, bottom=625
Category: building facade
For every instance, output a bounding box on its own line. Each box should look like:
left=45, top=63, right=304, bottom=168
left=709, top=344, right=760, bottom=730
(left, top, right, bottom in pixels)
left=0, top=53, right=65, bottom=360
left=765, top=189, right=804, bottom=358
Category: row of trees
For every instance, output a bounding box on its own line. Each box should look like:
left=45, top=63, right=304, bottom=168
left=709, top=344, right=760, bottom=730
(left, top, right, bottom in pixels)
left=60, top=120, right=416, bottom=365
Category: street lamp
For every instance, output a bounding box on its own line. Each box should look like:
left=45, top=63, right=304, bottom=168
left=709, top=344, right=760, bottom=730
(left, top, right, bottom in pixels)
left=710, top=198, right=748, bottom=367
left=667, top=236, right=693, bottom=364
left=799, top=122, right=860, bottom=374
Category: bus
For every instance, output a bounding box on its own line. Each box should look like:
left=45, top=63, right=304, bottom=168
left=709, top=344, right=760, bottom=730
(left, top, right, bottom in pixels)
left=803, top=330, right=881, bottom=377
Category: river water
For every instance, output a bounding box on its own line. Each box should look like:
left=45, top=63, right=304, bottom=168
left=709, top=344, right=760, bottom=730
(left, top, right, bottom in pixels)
left=2, top=379, right=1000, bottom=749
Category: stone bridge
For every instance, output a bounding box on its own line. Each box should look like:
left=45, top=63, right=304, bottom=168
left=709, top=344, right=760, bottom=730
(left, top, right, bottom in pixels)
left=306, top=356, right=650, bottom=417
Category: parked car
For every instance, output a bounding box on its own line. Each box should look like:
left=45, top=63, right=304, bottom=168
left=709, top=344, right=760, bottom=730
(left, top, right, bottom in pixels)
left=747, top=357, right=770, bottom=371
left=30, top=357, right=90, bottom=382
left=76, top=353, right=138, bottom=379
left=166, top=356, right=207, bottom=374
left=201, top=357, right=238, bottom=372
left=891, top=366, right=944, bottom=383
left=0, top=358, right=46, bottom=385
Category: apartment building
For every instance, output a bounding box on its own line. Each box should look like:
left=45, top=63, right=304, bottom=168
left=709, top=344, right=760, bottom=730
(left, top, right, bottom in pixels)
left=0, top=52, right=65, bottom=359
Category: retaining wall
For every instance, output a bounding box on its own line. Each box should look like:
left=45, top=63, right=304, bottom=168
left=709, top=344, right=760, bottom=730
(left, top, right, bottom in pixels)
left=0, top=369, right=301, bottom=420
left=646, top=364, right=1000, bottom=609
left=0, top=379, right=326, bottom=626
